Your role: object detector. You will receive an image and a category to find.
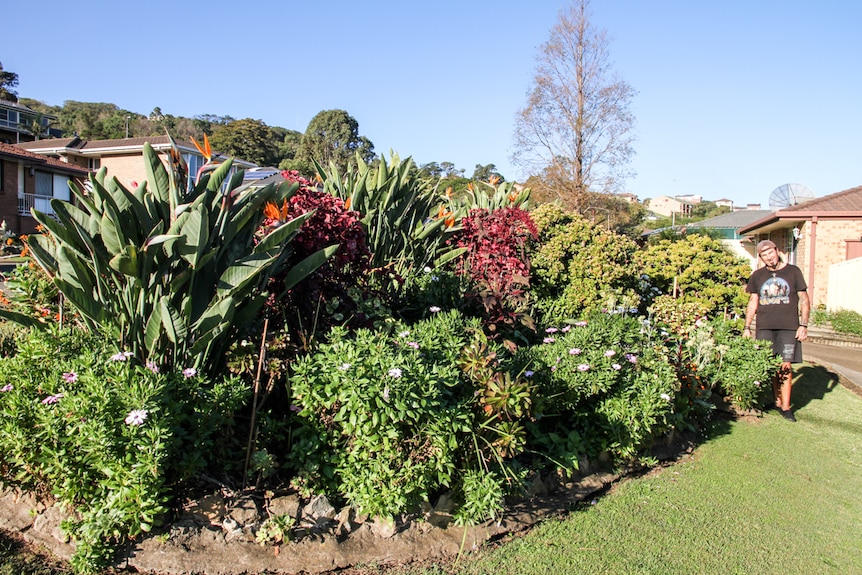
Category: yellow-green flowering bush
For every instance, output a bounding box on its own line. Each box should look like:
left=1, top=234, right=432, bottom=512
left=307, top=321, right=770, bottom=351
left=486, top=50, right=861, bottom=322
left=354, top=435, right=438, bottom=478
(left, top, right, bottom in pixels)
left=528, top=203, right=640, bottom=325
left=636, top=234, right=750, bottom=318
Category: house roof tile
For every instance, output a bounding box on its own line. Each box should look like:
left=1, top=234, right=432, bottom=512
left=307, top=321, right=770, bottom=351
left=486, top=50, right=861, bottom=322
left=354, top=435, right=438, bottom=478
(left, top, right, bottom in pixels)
left=689, top=209, right=773, bottom=229
left=738, top=185, right=862, bottom=235
left=779, top=185, right=862, bottom=213
left=0, top=142, right=89, bottom=175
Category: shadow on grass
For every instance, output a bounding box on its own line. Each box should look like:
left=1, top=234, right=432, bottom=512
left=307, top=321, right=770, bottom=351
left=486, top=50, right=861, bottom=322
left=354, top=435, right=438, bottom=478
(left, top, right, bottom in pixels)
left=793, top=364, right=841, bottom=410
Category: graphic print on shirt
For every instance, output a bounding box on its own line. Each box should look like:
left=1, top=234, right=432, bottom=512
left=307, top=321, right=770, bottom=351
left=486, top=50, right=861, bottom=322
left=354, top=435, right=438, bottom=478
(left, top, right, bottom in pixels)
left=759, top=276, right=791, bottom=306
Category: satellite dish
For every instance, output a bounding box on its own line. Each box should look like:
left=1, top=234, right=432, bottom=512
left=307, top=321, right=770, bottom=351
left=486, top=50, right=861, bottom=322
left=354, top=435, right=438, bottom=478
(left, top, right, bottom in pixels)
left=769, top=183, right=815, bottom=211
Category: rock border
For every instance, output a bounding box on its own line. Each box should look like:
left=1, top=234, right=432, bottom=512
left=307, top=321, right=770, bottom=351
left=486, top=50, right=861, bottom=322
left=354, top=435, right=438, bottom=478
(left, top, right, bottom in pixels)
left=0, top=436, right=698, bottom=575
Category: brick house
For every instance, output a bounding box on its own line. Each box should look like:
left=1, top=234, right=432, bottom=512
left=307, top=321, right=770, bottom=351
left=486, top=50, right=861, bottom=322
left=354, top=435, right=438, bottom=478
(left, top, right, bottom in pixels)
left=16, top=135, right=257, bottom=193
left=0, top=142, right=88, bottom=234
left=738, top=186, right=862, bottom=310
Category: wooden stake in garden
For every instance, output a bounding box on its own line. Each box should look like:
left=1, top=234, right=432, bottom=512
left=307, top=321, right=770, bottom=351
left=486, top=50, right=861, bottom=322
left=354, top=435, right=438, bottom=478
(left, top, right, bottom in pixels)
left=243, top=318, right=269, bottom=488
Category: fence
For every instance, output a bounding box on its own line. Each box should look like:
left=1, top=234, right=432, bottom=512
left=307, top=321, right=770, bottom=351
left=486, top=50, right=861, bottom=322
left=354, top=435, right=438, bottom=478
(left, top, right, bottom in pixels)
left=827, top=257, right=862, bottom=314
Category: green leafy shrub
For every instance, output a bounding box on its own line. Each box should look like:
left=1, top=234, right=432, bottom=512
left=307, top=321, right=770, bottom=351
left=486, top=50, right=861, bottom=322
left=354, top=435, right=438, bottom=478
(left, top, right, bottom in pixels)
left=287, top=312, right=478, bottom=517
left=516, top=311, right=677, bottom=461
left=400, top=268, right=469, bottom=322
left=647, top=295, right=711, bottom=335
left=528, top=203, right=640, bottom=325
left=453, top=469, right=505, bottom=526
left=636, top=234, right=750, bottom=318
left=287, top=310, right=534, bottom=522
left=688, top=318, right=782, bottom=410
left=829, top=309, right=862, bottom=338
left=0, top=326, right=248, bottom=572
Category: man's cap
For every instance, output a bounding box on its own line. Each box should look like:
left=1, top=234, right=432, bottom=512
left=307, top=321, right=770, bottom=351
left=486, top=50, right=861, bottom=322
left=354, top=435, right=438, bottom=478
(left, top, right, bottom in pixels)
left=756, top=239, right=777, bottom=253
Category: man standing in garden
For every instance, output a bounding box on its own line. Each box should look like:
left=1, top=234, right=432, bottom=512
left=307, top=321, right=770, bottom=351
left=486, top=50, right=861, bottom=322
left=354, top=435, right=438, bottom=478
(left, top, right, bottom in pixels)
left=743, top=240, right=810, bottom=422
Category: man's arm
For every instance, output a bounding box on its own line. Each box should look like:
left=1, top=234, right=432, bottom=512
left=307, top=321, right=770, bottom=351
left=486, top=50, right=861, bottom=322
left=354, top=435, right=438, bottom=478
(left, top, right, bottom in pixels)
left=797, top=290, right=810, bottom=341
left=743, top=292, right=758, bottom=338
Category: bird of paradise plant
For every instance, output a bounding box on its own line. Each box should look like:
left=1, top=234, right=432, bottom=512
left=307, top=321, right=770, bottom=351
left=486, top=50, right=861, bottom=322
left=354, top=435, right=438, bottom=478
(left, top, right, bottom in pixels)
left=18, top=138, right=336, bottom=374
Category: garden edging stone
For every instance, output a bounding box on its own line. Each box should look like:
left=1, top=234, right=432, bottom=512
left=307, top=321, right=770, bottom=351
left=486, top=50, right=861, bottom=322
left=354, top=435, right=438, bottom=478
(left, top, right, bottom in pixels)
left=0, top=454, right=699, bottom=575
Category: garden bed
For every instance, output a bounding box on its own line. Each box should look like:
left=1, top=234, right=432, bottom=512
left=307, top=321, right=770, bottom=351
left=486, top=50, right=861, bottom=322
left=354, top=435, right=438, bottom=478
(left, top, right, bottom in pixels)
left=0, top=432, right=699, bottom=575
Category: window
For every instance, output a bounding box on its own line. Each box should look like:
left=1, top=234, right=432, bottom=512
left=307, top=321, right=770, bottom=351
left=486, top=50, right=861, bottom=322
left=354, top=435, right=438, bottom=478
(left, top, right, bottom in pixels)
left=0, top=108, right=19, bottom=128
left=35, top=171, right=53, bottom=196
left=184, top=152, right=204, bottom=188
left=88, top=158, right=101, bottom=170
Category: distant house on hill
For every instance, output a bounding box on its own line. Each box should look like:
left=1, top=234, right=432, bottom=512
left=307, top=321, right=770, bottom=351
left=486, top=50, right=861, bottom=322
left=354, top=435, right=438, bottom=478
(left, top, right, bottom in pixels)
left=738, top=185, right=862, bottom=312
left=0, top=100, right=61, bottom=144
left=16, top=136, right=257, bottom=192
left=647, top=195, right=699, bottom=218
left=0, top=142, right=88, bottom=234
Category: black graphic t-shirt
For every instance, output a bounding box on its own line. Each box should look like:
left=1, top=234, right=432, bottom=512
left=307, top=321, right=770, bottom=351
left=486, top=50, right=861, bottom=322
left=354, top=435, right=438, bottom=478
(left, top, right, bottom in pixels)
left=746, top=264, right=807, bottom=330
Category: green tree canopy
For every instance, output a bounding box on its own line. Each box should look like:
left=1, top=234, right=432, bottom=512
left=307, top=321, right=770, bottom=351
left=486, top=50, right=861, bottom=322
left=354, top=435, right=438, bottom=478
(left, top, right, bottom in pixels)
left=297, top=109, right=374, bottom=175
left=209, top=118, right=281, bottom=166
left=0, top=61, right=19, bottom=101
left=472, top=163, right=504, bottom=183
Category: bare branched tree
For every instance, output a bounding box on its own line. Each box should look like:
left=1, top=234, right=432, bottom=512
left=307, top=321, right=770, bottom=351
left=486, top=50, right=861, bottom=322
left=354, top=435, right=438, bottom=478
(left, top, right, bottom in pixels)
left=512, top=0, right=636, bottom=210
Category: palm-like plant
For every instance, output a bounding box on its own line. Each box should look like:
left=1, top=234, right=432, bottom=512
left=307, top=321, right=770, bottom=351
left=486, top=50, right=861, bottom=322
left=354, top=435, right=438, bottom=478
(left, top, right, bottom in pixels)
left=314, top=152, right=466, bottom=279
left=23, top=139, right=335, bottom=373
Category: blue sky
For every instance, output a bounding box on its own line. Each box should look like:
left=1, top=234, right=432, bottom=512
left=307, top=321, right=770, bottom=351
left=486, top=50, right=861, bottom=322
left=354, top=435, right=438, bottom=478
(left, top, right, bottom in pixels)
left=3, top=1, right=860, bottom=207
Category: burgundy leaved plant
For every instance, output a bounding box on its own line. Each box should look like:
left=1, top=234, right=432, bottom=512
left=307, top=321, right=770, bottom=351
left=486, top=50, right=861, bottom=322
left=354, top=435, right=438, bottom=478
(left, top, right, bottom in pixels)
left=453, top=206, right=538, bottom=346
left=261, top=170, right=371, bottom=340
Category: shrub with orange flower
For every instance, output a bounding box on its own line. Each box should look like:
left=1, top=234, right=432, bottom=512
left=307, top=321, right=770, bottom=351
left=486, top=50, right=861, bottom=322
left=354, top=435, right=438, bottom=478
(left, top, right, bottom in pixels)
left=260, top=170, right=371, bottom=338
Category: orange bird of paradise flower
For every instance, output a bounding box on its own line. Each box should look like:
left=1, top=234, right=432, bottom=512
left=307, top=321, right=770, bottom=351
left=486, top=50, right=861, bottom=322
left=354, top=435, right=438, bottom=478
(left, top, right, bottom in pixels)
left=263, top=200, right=290, bottom=224
left=190, top=134, right=221, bottom=184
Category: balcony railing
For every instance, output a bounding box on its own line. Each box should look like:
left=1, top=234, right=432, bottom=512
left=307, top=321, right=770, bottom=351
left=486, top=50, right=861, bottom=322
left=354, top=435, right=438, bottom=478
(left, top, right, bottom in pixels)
left=18, top=193, right=56, bottom=218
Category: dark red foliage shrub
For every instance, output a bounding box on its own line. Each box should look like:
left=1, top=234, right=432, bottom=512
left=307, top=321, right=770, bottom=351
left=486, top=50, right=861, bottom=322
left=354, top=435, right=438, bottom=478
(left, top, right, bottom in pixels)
left=452, top=207, right=538, bottom=346
left=261, top=170, right=371, bottom=339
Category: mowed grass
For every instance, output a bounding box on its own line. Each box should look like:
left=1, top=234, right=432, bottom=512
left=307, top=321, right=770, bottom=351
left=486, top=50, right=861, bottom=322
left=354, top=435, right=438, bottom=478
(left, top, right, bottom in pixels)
left=2, top=362, right=861, bottom=575
left=450, top=362, right=862, bottom=575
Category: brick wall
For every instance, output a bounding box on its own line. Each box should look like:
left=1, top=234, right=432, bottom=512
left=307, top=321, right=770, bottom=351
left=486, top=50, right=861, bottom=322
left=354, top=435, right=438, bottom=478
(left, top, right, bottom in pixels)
left=100, top=154, right=155, bottom=189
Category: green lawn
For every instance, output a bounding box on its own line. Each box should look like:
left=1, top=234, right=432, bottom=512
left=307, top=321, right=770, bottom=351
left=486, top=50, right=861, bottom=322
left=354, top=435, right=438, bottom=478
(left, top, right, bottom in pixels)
left=450, top=362, right=862, bottom=575
left=3, top=362, right=861, bottom=575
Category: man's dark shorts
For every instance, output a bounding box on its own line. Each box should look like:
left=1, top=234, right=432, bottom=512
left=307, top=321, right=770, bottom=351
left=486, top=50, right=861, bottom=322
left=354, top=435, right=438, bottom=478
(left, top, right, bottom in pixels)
left=756, top=329, right=803, bottom=363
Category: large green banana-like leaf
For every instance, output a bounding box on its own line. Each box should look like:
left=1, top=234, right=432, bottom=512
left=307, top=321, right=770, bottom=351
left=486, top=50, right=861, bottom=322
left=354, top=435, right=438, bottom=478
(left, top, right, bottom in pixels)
left=100, top=213, right=124, bottom=256
left=24, top=235, right=57, bottom=274
left=176, top=208, right=209, bottom=267
left=55, top=244, right=95, bottom=293
left=54, top=277, right=105, bottom=326
left=189, top=297, right=235, bottom=355
left=279, top=245, right=339, bottom=295
left=33, top=205, right=89, bottom=262
left=434, top=247, right=468, bottom=267
left=159, top=296, right=187, bottom=344
left=216, top=252, right=277, bottom=298
left=0, top=309, right=45, bottom=328
left=108, top=244, right=139, bottom=277
left=253, top=211, right=314, bottom=254
left=203, top=158, right=234, bottom=193
left=143, top=142, right=171, bottom=206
